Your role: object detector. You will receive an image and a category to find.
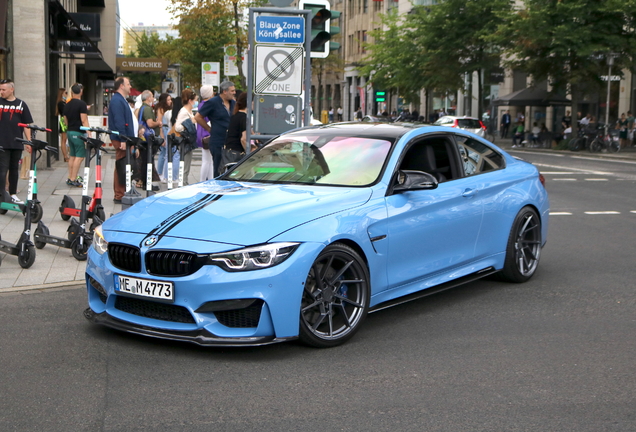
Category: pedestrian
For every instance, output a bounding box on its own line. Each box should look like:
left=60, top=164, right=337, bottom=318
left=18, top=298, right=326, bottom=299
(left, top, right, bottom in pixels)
left=197, top=85, right=215, bottom=182
left=138, top=90, right=161, bottom=188
left=194, top=80, right=236, bottom=178
left=154, top=93, right=172, bottom=182
left=63, top=83, right=90, bottom=187
left=328, top=106, right=334, bottom=123
left=626, top=110, right=635, bottom=147
left=616, top=112, right=629, bottom=149
left=107, top=77, right=134, bottom=204
left=500, top=110, right=511, bottom=138
left=561, top=110, right=572, bottom=130
left=355, top=107, right=363, bottom=121
left=223, top=92, right=252, bottom=163
left=512, top=121, right=525, bottom=147
left=174, top=88, right=198, bottom=185
left=337, top=106, right=343, bottom=122
left=56, top=88, right=69, bottom=163
left=0, top=79, right=33, bottom=204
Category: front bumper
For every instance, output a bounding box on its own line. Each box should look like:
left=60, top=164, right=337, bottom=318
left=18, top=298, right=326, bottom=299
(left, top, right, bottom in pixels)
left=84, top=238, right=323, bottom=346
left=83, top=308, right=296, bottom=346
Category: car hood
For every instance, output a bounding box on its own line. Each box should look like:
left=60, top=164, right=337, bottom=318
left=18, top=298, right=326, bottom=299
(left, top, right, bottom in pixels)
left=104, top=181, right=372, bottom=246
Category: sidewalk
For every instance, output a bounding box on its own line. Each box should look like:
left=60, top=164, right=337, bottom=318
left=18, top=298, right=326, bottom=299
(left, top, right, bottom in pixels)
left=0, top=150, right=203, bottom=294
left=494, top=137, right=636, bottom=160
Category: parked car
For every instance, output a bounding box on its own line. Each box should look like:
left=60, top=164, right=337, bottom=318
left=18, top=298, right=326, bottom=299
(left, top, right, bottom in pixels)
left=84, top=123, right=549, bottom=348
left=434, top=115, right=487, bottom=138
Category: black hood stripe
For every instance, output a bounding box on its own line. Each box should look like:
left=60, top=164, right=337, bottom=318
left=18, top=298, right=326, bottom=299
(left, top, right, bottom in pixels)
left=141, top=194, right=223, bottom=246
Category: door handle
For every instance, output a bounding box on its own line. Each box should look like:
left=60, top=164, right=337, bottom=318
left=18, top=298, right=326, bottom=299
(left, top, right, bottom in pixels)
left=462, top=188, right=478, bottom=198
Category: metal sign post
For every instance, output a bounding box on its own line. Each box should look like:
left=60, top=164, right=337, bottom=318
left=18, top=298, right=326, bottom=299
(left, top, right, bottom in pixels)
left=247, top=7, right=312, bottom=145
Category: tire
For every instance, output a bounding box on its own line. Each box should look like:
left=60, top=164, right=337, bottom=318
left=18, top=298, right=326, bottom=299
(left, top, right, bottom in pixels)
left=71, top=237, right=89, bottom=261
left=299, top=243, right=370, bottom=348
left=589, top=140, right=601, bottom=153
left=34, top=224, right=49, bottom=249
left=568, top=138, right=582, bottom=151
left=18, top=244, right=36, bottom=269
left=0, top=208, right=7, bottom=215
left=499, top=207, right=542, bottom=283
left=609, top=141, right=620, bottom=153
left=30, top=203, right=43, bottom=223
left=95, top=208, right=106, bottom=224
left=60, top=196, right=75, bottom=221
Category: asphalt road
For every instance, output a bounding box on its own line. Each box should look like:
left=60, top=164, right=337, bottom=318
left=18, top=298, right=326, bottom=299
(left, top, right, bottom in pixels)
left=1, top=151, right=635, bottom=432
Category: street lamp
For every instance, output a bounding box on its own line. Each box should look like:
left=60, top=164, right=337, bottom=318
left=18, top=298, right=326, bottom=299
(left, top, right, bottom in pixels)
left=605, top=53, right=618, bottom=136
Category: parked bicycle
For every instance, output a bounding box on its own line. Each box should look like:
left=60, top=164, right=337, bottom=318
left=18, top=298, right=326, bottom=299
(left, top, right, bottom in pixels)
left=589, top=129, right=620, bottom=153
left=568, top=126, right=600, bottom=151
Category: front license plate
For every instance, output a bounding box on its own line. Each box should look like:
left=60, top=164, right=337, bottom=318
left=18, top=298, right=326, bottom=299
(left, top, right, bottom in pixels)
left=115, top=275, right=174, bottom=301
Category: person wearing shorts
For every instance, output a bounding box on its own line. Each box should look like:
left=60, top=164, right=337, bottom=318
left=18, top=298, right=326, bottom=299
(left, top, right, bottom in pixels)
left=63, top=83, right=90, bottom=187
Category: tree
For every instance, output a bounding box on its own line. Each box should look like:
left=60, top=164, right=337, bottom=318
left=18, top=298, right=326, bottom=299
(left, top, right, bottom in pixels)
left=127, top=32, right=166, bottom=92
left=312, top=54, right=344, bottom=115
left=493, top=0, right=636, bottom=135
left=360, top=0, right=511, bottom=118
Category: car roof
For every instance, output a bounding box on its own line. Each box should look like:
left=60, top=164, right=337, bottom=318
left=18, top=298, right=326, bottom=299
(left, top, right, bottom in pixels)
left=280, top=122, right=430, bottom=140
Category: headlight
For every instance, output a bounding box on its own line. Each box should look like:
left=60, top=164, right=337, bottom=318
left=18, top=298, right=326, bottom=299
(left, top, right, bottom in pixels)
left=207, top=242, right=299, bottom=272
left=92, top=225, right=108, bottom=255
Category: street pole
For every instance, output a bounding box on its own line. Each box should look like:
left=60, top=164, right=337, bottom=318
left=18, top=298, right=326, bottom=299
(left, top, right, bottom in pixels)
left=605, top=55, right=614, bottom=137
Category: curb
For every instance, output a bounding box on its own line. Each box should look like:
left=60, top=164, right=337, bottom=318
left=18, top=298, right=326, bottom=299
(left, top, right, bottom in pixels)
left=0, top=281, right=84, bottom=296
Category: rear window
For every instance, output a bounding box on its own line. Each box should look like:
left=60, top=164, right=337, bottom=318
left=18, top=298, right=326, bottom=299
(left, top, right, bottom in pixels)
left=457, top=119, right=482, bottom=129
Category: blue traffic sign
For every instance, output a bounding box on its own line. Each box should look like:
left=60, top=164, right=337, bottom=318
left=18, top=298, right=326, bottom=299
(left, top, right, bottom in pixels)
left=255, top=16, right=305, bottom=44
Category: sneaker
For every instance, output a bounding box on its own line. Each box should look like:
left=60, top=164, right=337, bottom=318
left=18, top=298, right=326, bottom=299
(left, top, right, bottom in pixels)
left=11, top=194, right=24, bottom=204
left=76, top=176, right=84, bottom=184
left=66, top=178, right=74, bottom=186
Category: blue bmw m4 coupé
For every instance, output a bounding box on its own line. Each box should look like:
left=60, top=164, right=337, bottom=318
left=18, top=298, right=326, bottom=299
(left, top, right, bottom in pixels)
left=84, top=123, right=549, bottom=348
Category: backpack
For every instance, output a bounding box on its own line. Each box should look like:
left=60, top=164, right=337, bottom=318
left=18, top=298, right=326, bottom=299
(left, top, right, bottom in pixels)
left=138, top=106, right=156, bottom=140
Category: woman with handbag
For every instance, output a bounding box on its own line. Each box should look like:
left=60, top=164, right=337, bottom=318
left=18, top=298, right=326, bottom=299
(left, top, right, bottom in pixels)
left=197, top=85, right=215, bottom=182
left=174, top=89, right=198, bottom=185
left=222, top=92, right=252, bottom=170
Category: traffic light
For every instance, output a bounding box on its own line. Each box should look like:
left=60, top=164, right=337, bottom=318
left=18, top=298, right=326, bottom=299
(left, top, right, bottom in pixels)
left=328, top=10, right=341, bottom=52
left=300, top=0, right=332, bottom=58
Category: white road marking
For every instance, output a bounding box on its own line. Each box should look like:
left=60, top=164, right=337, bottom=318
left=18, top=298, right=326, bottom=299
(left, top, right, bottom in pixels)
left=571, top=156, right=636, bottom=165
left=549, top=212, right=573, bottom=215
left=533, top=163, right=612, bottom=175
left=540, top=171, right=584, bottom=174
left=584, top=178, right=609, bottom=181
left=584, top=211, right=621, bottom=215
left=631, top=211, right=636, bottom=214
left=552, top=178, right=577, bottom=181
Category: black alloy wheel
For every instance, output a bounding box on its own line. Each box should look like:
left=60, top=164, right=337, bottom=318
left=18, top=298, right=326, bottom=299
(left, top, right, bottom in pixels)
left=299, top=243, right=370, bottom=348
left=499, top=207, right=542, bottom=283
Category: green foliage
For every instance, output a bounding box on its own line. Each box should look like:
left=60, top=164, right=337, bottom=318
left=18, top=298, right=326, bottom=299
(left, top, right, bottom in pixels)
left=127, top=32, right=166, bottom=92
left=360, top=0, right=511, bottom=112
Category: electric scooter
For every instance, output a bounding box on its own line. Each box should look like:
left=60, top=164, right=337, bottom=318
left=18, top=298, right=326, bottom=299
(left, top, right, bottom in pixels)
left=58, top=126, right=110, bottom=225
left=0, top=124, right=55, bottom=268
left=136, top=134, right=164, bottom=197
left=119, top=134, right=144, bottom=210
left=35, top=127, right=111, bottom=261
left=166, top=134, right=176, bottom=190
left=0, top=126, right=46, bottom=223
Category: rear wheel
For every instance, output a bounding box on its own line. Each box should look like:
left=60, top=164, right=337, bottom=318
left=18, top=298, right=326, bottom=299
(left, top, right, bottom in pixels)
left=589, top=139, right=601, bottom=153
left=34, top=224, right=49, bottom=249
left=299, top=244, right=370, bottom=348
left=609, top=140, right=621, bottom=153
left=499, top=207, right=542, bottom=283
left=60, top=196, right=75, bottom=221
left=568, top=138, right=582, bottom=151
left=30, top=203, right=43, bottom=223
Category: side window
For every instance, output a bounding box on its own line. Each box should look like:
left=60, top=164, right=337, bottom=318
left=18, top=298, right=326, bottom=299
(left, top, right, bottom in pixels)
left=455, top=135, right=505, bottom=176
left=399, top=138, right=455, bottom=182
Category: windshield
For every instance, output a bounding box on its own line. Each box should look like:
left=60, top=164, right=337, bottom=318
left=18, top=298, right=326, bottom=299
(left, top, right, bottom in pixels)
left=225, top=133, right=393, bottom=186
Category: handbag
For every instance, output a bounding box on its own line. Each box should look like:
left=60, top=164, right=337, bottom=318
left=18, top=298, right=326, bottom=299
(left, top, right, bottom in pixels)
left=221, top=147, right=245, bottom=167
left=201, top=136, right=210, bottom=150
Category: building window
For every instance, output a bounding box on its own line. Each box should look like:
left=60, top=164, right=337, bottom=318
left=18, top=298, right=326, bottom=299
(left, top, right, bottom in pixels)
left=362, top=30, right=367, bottom=53
left=364, top=0, right=368, bottom=13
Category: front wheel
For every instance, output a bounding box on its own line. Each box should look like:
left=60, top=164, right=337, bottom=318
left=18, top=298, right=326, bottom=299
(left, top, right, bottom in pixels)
left=498, top=207, right=542, bottom=283
left=568, top=138, right=582, bottom=151
left=299, top=244, right=370, bottom=348
left=18, top=243, right=36, bottom=269
left=609, top=140, right=621, bottom=153
left=71, top=237, right=89, bottom=261
left=30, top=203, right=43, bottom=223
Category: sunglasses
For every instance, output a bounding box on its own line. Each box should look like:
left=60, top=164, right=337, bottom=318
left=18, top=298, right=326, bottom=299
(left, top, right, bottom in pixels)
left=0, top=79, right=13, bottom=84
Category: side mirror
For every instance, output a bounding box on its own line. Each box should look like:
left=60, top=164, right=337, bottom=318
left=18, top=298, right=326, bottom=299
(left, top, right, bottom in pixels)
left=392, top=170, right=438, bottom=192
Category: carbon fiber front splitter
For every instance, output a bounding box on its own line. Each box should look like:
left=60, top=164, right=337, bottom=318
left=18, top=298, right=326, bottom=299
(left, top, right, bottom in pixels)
left=83, top=308, right=297, bottom=347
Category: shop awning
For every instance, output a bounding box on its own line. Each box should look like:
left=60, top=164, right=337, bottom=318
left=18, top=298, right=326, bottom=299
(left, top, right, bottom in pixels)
left=48, top=0, right=114, bottom=79
left=492, top=86, right=570, bottom=107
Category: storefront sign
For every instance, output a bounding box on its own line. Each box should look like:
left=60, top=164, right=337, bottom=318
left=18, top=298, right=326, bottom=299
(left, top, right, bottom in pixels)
left=116, top=58, right=168, bottom=72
